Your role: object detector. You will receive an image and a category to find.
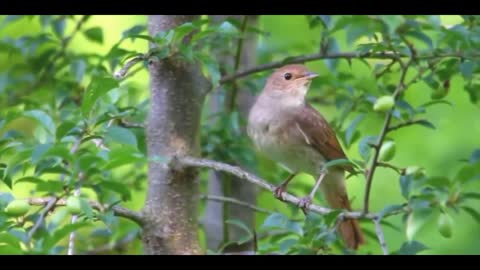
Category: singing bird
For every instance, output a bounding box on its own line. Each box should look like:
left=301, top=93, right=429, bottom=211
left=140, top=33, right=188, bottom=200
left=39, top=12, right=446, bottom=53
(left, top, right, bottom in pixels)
left=247, top=64, right=365, bottom=250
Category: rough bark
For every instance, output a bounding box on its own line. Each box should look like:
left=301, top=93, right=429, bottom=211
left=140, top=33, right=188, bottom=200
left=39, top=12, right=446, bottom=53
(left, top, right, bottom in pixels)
left=203, top=15, right=259, bottom=252
left=142, top=15, right=209, bottom=255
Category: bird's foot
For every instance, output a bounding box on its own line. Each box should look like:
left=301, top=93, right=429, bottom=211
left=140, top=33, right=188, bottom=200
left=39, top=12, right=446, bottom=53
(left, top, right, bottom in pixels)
left=273, top=185, right=287, bottom=201
left=298, top=196, right=312, bottom=215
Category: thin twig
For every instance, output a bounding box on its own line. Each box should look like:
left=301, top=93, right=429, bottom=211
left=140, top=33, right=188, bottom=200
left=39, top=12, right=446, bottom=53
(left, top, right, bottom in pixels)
left=201, top=194, right=272, bottom=215
left=225, top=15, right=249, bottom=112
left=376, top=162, right=403, bottom=174
left=219, top=51, right=401, bottom=84
left=373, top=218, right=388, bottom=255
left=27, top=197, right=59, bottom=240
left=118, top=119, right=145, bottom=129
left=363, top=55, right=412, bottom=214
left=113, top=56, right=144, bottom=80
left=27, top=197, right=144, bottom=225
left=219, top=50, right=480, bottom=85
left=387, top=119, right=428, bottom=133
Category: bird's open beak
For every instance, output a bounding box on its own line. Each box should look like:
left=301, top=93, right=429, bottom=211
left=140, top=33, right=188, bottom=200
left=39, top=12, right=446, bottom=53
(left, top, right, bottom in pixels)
left=304, top=72, right=319, bottom=80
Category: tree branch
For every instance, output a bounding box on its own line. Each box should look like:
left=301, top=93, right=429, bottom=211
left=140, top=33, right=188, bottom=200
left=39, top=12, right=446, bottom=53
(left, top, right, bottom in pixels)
left=373, top=218, right=388, bottom=255
left=219, top=50, right=480, bottom=85
left=219, top=51, right=400, bottom=84
left=27, top=197, right=144, bottom=225
left=173, top=156, right=406, bottom=220
left=363, top=55, right=412, bottom=214
left=27, top=197, right=59, bottom=240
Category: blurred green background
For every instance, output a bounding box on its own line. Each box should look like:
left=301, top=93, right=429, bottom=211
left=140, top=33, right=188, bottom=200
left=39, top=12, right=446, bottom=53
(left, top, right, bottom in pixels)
left=1, top=15, right=479, bottom=254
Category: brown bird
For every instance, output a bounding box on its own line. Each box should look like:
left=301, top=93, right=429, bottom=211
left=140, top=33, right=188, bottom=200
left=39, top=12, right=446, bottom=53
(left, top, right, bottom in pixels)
left=247, top=64, right=365, bottom=250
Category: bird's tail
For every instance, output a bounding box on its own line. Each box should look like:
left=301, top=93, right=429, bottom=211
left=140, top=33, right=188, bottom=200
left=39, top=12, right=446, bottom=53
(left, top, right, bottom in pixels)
left=320, top=171, right=365, bottom=250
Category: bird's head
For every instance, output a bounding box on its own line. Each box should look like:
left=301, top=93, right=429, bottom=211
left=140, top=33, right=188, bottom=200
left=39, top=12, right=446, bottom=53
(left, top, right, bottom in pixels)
left=263, top=64, right=318, bottom=105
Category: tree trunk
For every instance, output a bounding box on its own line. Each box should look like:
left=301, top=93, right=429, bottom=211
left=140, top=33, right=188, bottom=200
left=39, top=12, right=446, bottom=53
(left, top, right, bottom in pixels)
left=142, top=15, right=209, bottom=255
left=203, top=15, right=259, bottom=253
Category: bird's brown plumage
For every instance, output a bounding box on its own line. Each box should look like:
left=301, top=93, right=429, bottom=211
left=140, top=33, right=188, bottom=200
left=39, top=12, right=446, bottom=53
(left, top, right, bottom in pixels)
left=247, top=64, right=365, bottom=250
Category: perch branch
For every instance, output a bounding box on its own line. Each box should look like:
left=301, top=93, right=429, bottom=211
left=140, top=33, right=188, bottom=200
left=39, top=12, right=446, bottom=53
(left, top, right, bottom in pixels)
left=172, top=156, right=406, bottom=220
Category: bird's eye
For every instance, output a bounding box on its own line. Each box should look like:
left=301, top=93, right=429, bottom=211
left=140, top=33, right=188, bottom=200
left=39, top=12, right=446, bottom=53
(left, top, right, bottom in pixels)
left=284, top=73, right=292, bottom=80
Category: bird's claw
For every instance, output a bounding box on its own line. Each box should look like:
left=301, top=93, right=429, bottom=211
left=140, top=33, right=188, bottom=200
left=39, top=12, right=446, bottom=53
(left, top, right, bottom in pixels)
left=273, top=185, right=286, bottom=201
left=298, top=196, right=312, bottom=215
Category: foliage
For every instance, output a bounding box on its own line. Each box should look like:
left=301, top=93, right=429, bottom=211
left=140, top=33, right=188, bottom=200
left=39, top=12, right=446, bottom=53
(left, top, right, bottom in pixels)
left=0, top=15, right=480, bottom=254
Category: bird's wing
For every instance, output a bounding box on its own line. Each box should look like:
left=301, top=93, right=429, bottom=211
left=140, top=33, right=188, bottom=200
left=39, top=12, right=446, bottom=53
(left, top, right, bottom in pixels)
left=286, top=103, right=353, bottom=172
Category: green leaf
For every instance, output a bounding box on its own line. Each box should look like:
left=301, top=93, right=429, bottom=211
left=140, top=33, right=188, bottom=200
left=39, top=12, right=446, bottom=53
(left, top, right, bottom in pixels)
left=461, top=192, right=480, bottom=201
left=82, top=77, right=119, bottom=116
left=462, top=206, right=480, bottom=223
left=226, top=219, right=253, bottom=244
left=460, top=61, right=474, bottom=80
left=405, top=30, right=433, bottom=49
left=323, top=209, right=343, bottom=227
left=414, top=120, right=436, bottom=130
left=0, top=232, right=22, bottom=249
left=23, top=110, right=56, bottom=136
left=399, top=174, right=413, bottom=199
left=279, top=238, right=299, bottom=254
left=378, top=204, right=405, bottom=219
left=105, top=126, right=138, bottom=148
left=470, top=149, right=480, bottom=164
left=324, top=159, right=356, bottom=170
left=122, top=25, right=146, bottom=39
left=358, top=135, right=377, bottom=161
left=419, top=99, right=453, bottom=109
left=455, top=163, right=480, bottom=184
left=103, top=148, right=144, bottom=169
left=397, top=240, right=428, bottom=255
left=100, top=181, right=131, bottom=201
left=43, top=222, right=90, bottom=252
left=83, top=27, right=103, bottom=44
left=70, top=59, right=87, bottom=83
left=80, top=198, right=94, bottom=220
left=379, top=15, right=404, bottom=34
left=56, top=121, right=77, bottom=141
left=52, top=17, right=66, bottom=38
left=197, top=54, right=220, bottom=88
left=425, top=176, right=451, bottom=188
left=406, top=209, right=433, bottom=241
left=286, top=221, right=303, bottom=236
left=1, top=15, right=22, bottom=29
left=173, top=22, right=197, bottom=43
left=261, top=213, right=288, bottom=229
left=31, top=143, right=53, bottom=164
left=345, top=114, right=365, bottom=146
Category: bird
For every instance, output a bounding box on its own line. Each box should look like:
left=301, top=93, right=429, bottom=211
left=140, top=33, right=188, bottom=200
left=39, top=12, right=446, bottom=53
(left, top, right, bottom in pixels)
left=246, top=64, right=365, bottom=250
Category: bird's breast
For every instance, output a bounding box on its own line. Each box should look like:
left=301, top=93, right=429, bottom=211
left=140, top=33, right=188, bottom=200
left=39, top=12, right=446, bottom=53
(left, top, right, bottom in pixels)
left=247, top=113, right=325, bottom=175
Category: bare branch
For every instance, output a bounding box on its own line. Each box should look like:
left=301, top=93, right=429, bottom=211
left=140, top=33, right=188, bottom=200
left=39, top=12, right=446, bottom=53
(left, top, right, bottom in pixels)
left=118, top=119, right=145, bottom=129
left=114, top=56, right=145, bottom=80
left=173, top=156, right=406, bottom=220
left=27, top=197, right=59, bottom=240
left=27, top=197, right=144, bottom=225
left=373, top=218, right=388, bottom=255
left=219, top=51, right=400, bottom=84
